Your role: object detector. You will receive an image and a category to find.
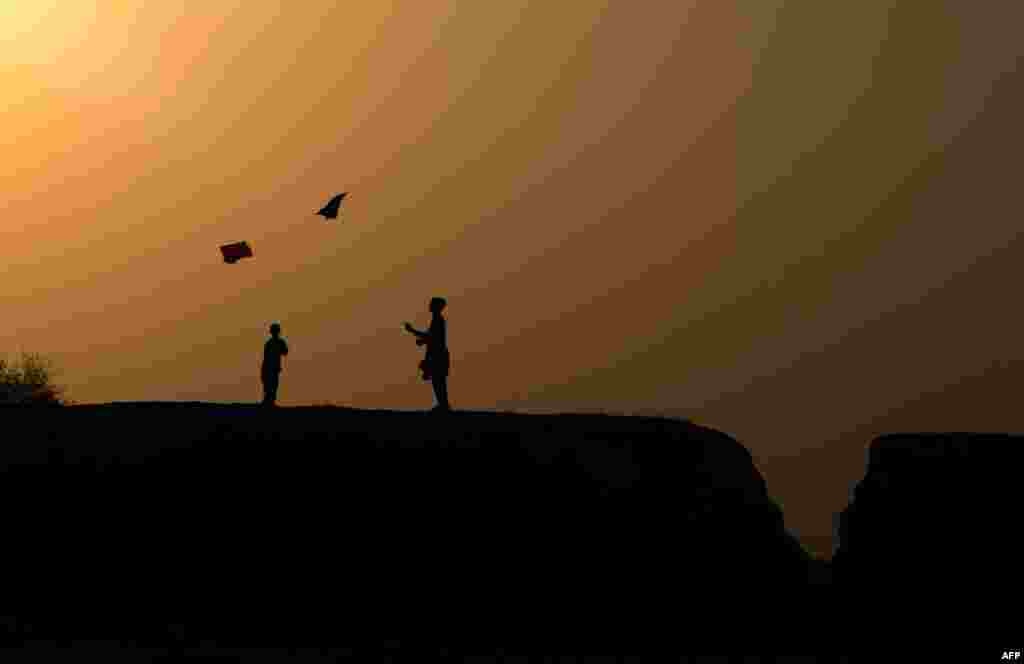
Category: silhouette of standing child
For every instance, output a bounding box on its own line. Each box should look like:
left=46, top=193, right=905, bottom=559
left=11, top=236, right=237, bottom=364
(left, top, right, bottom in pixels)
left=261, top=322, right=289, bottom=407
left=404, top=297, right=451, bottom=412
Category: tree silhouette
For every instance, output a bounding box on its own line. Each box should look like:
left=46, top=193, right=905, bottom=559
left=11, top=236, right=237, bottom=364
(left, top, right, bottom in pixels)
left=0, top=352, right=66, bottom=405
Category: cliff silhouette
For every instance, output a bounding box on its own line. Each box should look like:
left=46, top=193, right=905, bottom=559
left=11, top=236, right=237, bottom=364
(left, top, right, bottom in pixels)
left=0, top=405, right=1017, bottom=656
left=831, top=433, right=1020, bottom=652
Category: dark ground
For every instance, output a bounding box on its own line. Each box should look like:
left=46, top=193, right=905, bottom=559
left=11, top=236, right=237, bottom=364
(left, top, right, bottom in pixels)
left=0, top=404, right=1017, bottom=658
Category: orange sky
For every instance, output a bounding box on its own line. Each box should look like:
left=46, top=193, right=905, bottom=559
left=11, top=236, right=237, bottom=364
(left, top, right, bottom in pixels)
left=3, top=1, right=1022, bottom=556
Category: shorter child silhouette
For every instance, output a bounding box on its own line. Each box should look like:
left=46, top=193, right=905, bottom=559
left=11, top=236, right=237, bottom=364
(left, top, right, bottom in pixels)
left=261, top=322, right=289, bottom=407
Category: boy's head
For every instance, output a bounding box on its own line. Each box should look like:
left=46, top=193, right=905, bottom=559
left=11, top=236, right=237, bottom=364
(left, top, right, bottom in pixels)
left=269, top=323, right=281, bottom=337
left=429, top=297, right=446, bottom=314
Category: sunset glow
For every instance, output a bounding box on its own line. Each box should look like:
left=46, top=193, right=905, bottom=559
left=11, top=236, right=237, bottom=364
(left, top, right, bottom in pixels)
left=3, top=1, right=1023, bottom=556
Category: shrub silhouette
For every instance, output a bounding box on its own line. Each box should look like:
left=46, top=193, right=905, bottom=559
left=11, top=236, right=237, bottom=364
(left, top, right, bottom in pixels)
left=0, top=352, right=66, bottom=405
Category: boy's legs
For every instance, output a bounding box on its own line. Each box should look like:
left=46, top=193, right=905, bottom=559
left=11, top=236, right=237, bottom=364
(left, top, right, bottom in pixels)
left=432, top=376, right=450, bottom=411
left=262, top=373, right=279, bottom=406
left=269, top=374, right=279, bottom=405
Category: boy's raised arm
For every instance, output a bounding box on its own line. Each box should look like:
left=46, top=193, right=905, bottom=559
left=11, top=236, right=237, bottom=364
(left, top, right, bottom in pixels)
left=404, top=322, right=428, bottom=338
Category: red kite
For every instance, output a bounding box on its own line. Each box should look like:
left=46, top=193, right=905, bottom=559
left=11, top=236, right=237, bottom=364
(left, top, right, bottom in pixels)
left=220, top=241, right=253, bottom=264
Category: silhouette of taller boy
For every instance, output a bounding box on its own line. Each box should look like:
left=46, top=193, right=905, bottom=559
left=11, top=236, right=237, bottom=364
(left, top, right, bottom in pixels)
left=261, top=323, right=289, bottom=407
left=404, top=297, right=451, bottom=412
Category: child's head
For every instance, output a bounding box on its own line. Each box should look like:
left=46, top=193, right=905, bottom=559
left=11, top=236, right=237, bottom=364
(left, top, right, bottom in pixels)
left=269, top=322, right=281, bottom=337
left=429, top=297, right=446, bottom=315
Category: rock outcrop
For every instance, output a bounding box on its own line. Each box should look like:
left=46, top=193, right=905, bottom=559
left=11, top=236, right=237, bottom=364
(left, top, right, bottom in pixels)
left=832, top=433, right=1022, bottom=649
left=0, top=404, right=823, bottom=651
